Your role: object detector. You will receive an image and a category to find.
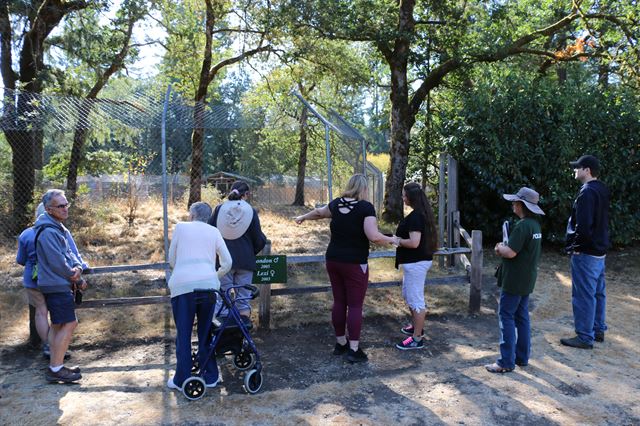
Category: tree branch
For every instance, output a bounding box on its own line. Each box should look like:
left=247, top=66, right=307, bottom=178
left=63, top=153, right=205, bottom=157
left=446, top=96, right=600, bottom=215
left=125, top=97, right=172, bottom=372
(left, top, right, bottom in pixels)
left=0, top=3, right=16, bottom=89
left=207, top=44, right=273, bottom=84
left=409, top=12, right=583, bottom=115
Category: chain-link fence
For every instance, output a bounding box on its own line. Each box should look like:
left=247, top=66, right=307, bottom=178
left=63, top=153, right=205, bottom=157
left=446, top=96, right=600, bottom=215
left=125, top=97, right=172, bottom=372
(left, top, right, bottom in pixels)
left=1, top=86, right=384, bottom=242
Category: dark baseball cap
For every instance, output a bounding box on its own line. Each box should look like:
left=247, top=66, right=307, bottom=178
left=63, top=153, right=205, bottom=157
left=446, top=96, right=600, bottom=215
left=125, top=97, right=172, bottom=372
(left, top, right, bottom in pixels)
left=570, top=155, right=600, bottom=171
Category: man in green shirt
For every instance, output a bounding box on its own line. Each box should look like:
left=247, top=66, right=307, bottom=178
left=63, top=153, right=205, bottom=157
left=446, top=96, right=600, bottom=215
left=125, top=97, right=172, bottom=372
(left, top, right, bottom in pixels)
left=485, top=187, right=543, bottom=373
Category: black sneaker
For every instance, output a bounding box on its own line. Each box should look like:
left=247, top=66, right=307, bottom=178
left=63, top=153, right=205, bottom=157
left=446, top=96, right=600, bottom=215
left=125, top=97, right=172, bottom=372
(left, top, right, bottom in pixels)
left=346, top=348, right=368, bottom=363
left=595, top=332, right=605, bottom=342
left=396, top=336, right=425, bottom=350
left=46, top=366, right=81, bottom=383
left=400, top=324, right=423, bottom=336
left=333, top=342, right=348, bottom=355
left=560, top=336, right=593, bottom=349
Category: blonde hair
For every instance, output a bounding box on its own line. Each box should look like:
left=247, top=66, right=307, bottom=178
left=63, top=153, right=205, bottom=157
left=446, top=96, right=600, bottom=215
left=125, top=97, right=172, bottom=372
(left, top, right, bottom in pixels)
left=341, top=174, right=368, bottom=200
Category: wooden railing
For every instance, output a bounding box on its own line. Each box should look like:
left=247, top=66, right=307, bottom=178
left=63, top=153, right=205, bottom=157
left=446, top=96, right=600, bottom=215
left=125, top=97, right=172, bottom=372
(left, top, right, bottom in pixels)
left=30, top=226, right=482, bottom=336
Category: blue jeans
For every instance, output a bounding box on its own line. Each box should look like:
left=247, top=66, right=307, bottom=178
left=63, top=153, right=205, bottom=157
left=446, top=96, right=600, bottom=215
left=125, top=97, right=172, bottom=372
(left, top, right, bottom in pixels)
left=571, top=253, right=607, bottom=344
left=217, top=269, right=254, bottom=315
left=171, top=291, right=218, bottom=387
left=498, top=291, right=530, bottom=369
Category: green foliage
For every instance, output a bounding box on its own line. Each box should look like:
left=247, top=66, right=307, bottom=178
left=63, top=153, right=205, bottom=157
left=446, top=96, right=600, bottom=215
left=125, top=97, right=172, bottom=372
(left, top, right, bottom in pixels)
left=43, top=150, right=128, bottom=184
left=442, top=71, right=640, bottom=246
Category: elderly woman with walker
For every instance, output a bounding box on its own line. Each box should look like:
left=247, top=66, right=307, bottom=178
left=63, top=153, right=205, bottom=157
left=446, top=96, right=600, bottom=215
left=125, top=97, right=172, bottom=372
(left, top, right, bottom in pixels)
left=166, top=202, right=232, bottom=391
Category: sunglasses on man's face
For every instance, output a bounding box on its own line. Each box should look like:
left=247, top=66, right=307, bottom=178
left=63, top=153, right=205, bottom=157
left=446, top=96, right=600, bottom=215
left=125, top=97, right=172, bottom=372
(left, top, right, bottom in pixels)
left=50, top=203, right=70, bottom=209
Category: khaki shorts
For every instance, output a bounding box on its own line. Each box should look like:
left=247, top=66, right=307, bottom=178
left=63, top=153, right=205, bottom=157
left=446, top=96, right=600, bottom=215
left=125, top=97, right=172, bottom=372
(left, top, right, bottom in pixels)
left=25, top=288, right=47, bottom=309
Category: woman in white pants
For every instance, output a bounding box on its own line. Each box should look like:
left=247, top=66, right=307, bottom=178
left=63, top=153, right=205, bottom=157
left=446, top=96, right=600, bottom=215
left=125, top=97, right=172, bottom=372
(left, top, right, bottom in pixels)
left=394, top=182, right=438, bottom=350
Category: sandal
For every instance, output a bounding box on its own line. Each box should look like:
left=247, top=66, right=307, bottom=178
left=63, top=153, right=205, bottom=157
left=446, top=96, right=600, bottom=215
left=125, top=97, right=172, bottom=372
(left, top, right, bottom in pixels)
left=484, top=362, right=513, bottom=374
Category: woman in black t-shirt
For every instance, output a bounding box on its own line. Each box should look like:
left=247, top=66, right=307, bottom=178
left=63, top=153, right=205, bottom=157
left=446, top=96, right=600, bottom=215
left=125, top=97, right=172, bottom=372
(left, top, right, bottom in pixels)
left=294, top=174, right=397, bottom=363
left=394, top=182, right=438, bottom=350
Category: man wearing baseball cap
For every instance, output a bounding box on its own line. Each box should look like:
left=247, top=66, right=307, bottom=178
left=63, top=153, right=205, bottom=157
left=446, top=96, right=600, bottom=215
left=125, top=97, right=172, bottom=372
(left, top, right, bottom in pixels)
left=561, top=155, right=610, bottom=349
left=485, top=187, right=543, bottom=373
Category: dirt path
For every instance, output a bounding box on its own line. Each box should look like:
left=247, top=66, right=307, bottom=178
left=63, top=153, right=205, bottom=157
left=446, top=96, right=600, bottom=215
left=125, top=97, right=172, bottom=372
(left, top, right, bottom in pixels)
left=1, top=249, right=639, bottom=425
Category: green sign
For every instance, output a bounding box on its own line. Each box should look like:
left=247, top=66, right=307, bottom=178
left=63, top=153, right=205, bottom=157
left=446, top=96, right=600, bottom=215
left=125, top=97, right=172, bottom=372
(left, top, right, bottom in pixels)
left=252, top=255, right=287, bottom=284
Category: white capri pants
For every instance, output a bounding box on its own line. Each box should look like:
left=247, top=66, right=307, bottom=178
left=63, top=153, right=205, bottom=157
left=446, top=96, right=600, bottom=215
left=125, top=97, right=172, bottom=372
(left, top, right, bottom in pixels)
left=401, top=260, right=433, bottom=313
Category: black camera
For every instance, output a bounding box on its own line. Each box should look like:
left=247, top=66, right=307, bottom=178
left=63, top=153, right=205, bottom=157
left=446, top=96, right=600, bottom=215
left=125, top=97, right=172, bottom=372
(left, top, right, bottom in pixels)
left=74, top=280, right=85, bottom=305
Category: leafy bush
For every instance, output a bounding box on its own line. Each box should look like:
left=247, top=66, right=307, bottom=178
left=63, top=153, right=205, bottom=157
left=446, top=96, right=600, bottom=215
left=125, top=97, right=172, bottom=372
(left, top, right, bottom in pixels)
left=43, top=149, right=127, bottom=184
left=442, top=76, right=640, bottom=246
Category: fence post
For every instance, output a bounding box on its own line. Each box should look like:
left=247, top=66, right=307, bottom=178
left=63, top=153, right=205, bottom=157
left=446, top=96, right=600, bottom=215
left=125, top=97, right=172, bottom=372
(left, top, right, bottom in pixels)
left=469, top=230, right=483, bottom=314
left=258, top=241, right=272, bottom=329
left=438, top=153, right=446, bottom=268
left=452, top=211, right=461, bottom=266
left=29, top=305, right=41, bottom=347
left=447, top=155, right=458, bottom=267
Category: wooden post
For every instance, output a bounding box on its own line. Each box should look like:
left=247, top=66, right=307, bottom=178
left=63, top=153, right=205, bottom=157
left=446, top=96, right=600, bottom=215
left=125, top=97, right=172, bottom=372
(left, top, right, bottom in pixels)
left=258, top=241, right=272, bottom=330
left=469, top=230, right=483, bottom=314
left=451, top=211, right=461, bottom=266
left=446, top=155, right=458, bottom=267
left=29, top=305, right=41, bottom=347
left=438, top=153, right=446, bottom=268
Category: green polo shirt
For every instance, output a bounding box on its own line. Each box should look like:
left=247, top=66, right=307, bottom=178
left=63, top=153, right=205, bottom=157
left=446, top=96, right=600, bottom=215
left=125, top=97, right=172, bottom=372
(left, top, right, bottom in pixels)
left=501, top=217, right=542, bottom=296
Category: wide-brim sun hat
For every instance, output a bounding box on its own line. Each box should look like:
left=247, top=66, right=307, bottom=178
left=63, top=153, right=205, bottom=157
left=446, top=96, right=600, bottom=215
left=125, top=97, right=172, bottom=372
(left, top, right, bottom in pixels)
left=503, top=187, right=545, bottom=215
left=216, top=200, right=253, bottom=240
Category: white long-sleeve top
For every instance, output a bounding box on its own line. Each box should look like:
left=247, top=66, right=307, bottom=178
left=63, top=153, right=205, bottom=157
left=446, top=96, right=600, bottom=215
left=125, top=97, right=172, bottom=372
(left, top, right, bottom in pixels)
left=168, top=221, right=232, bottom=298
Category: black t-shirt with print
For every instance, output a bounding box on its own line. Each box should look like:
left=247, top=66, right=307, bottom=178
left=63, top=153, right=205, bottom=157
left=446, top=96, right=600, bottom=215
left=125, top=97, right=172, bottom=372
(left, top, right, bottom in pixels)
left=325, top=197, right=376, bottom=264
left=395, top=209, right=433, bottom=268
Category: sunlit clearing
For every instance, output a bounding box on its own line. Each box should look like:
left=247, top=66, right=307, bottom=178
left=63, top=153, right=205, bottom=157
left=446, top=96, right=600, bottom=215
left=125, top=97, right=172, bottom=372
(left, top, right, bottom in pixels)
left=554, top=271, right=572, bottom=288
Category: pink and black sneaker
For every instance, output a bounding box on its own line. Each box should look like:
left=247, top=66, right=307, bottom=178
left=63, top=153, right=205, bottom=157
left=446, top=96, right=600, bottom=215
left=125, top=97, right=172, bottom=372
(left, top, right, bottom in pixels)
left=396, top=336, right=425, bottom=350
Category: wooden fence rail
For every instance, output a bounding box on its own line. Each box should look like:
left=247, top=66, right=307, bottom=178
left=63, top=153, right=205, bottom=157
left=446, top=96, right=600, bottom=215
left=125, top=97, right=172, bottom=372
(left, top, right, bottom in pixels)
left=30, top=226, right=482, bottom=336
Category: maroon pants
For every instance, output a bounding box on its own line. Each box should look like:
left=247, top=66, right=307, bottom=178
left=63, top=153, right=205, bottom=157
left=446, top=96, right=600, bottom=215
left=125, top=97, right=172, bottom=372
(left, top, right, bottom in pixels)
left=326, top=260, right=369, bottom=341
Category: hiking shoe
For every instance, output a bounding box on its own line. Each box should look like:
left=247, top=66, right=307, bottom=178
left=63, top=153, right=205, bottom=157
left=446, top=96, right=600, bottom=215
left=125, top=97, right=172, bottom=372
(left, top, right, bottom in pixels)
left=560, top=336, right=593, bottom=349
left=346, top=348, right=368, bottom=363
left=45, top=366, right=81, bottom=383
left=396, top=336, right=425, bottom=350
left=400, top=324, right=423, bottom=336
left=166, top=378, right=181, bottom=390
left=67, top=365, right=81, bottom=374
left=595, top=332, right=605, bottom=343
left=333, top=342, right=348, bottom=355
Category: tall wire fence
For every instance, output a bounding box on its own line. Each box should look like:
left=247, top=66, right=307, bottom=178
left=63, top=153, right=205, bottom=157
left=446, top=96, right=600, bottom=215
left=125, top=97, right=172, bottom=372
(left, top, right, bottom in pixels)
left=1, top=86, right=383, bottom=241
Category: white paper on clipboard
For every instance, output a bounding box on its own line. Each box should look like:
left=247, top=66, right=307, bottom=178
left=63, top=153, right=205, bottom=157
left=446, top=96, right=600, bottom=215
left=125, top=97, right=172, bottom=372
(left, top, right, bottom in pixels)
left=502, top=221, right=510, bottom=244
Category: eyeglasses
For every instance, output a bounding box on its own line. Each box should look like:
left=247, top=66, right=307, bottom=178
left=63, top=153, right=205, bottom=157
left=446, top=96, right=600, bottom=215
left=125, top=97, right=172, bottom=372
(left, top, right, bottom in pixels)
left=50, top=203, right=70, bottom=209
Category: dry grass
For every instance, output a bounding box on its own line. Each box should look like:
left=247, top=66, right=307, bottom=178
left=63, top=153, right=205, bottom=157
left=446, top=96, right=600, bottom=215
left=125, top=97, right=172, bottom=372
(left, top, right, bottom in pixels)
left=0, top=197, right=473, bottom=343
left=2, top=198, right=640, bottom=425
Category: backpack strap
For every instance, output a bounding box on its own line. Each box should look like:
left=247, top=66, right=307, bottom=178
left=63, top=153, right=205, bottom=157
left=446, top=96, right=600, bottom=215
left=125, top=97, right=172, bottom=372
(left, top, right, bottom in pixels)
left=34, top=224, right=59, bottom=250
left=32, top=224, right=62, bottom=281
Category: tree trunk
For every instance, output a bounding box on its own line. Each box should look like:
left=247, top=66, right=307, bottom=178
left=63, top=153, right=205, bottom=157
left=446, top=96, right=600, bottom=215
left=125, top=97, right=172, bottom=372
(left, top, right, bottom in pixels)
left=188, top=101, right=206, bottom=207
left=293, top=106, right=309, bottom=206
left=381, top=56, right=413, bottom=223
left=66, top=9, right=138, bottom=200
left=67, top=99, right=93, bottom=199
left=380, top=0, right=415, bottom=223
left=1, top=0, right=89, bottom=233
left=66, top=124, right=89, bottom=199
left=6, top=130, right=35, bottom=234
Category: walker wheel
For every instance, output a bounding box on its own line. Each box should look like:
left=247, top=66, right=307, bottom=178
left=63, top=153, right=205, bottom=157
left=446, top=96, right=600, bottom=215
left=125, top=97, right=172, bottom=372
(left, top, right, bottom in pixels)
left=182, top=377, right=206, bottom=400
left=191, top=352, right=199, bottom=373
left=243, top=369, right=263, bottom=394
left=233, top=351, right=256, bottom=371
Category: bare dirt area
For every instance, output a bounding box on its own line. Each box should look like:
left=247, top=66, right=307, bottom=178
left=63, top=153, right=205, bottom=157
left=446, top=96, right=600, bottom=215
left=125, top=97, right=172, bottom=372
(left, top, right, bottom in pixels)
left=1, top=202, right=639, bottom=425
